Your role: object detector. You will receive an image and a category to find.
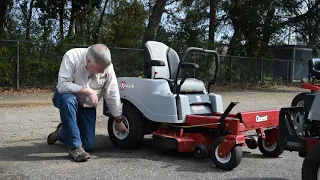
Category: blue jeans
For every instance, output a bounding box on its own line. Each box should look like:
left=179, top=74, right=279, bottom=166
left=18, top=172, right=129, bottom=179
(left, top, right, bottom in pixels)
left=52, top=91, right=96, bottom=152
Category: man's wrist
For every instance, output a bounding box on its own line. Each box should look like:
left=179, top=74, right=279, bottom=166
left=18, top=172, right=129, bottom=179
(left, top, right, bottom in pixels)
left=87, top=88, right=92, bottom=95
left=114, top=116, right=123, bottom=123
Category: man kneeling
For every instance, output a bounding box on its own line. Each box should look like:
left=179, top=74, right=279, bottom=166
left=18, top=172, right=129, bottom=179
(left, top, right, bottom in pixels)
left=47, top=44, right=128, bottom=162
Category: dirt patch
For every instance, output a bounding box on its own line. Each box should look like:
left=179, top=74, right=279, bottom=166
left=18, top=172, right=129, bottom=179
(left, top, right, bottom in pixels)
left=212, top=83, right=306, bottom=93
left=0, top=84, right=306, bottom=107
left=0, top=102, right=52, bottom=108
left=0, top=91, right=53, bottom=107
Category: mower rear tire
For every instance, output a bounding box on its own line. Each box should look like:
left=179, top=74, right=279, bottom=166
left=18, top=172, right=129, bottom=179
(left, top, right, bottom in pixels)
left=302, top=143, right=320, bottom=180
left=108, top=101, right=145, bottom=149
left=291, top=92, right=309, bottom=107
left=258, top=137, right=284, bottom=157
left=210, top=137, right=242, bottom=171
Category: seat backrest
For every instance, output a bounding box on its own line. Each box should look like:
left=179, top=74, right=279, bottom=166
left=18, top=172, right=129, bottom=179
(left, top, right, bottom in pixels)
left=309, top=58, right=320, bottom=79
left=167, top=48, right=180, bottom=80
left=144, top=41, right=180, bottom=79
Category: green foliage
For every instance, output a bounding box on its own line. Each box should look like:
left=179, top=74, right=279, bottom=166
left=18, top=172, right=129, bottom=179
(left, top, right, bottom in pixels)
left=0, top=0, right=320, bottom=88
left=109, top=0, right=148, bottom=48
left=0, top=46, right=15, bottom=86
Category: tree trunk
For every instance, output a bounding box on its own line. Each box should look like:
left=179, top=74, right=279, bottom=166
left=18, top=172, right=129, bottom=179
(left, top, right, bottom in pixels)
left=0, top=0, right=10, bottom=37
left=228, top=27, right=241, bottom=55
left=209, top=0, right=217, bottom=42
left=227, top=0, right=243, bottom=55
left=42, top=18, right=48, bottom=41
left=68, top=1, right=76, bottom=37
left=26, top=0, right=35, bottom=41
left=59, top=1, right=66, bottom=41
left=142, top=0, right=168, bottom=47
left=260, top=8, right=275, bottom=57
left=94, top=0, right=109, bottom=43
left=68, top=13, right=75, bottom=37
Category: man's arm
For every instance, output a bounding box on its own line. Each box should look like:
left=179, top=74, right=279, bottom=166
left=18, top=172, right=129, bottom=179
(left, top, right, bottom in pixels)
left=57, top=54, right=97, bottom=98
left=56, top=53, right=83, bottom=94
left=104, top=65, right=122, bottom=118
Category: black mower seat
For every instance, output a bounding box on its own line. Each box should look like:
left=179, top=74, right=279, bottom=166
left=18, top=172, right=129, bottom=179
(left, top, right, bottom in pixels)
left=179, top=78, right=205, bottom=93
left=309, top=58, right=320, bottom=80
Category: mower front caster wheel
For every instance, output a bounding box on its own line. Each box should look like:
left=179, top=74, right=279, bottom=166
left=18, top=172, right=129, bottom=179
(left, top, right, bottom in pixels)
left=210, top=137, right=243, bottom=171
left=194, top=144, right=208, bottom=159
left=245, top=137, right=258, bottom=150
left=258, top=137, right=284, bottom=157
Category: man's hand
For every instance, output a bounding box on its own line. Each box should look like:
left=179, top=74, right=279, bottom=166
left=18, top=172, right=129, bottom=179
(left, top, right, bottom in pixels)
left=76, top=87, right=98, bottom=106
left=114, top=117, right=129, bottom=133
left=88, top=89, right=98, bottom=106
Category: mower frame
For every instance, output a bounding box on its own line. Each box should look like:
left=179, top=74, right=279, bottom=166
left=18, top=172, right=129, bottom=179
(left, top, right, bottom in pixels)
left=103, top=41, right=284, bottom=171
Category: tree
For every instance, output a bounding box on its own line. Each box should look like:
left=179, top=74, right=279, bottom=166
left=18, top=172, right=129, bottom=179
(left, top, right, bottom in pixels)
left=67, top=0, right=101, bottom=39
left=26, top=0, right=35, bottom=40
left=209, top=0, right=217, bottom=42
left=93, top=0, right=109, bottom=43
left=223, top=0, right=320, bottom=57
left=0, top=0, right=13, bottom=38
left=142, top=0, right=168, bottom=47
left=293, top=0, right=320, bottom=47
left=110, top=0, right=147, bottom=47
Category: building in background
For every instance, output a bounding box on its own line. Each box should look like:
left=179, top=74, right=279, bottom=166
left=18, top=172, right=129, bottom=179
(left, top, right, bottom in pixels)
left=270, top=45, right=320, bottom=82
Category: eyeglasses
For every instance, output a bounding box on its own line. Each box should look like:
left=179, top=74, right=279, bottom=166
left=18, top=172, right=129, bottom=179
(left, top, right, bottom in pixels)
left=88, top=58, right=106, bottom=73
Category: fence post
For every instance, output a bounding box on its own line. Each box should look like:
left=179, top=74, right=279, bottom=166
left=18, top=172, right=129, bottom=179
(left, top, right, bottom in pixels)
left=16, top=40, right=20, bottom=90
left=286, top=61, right=289, bottom=84
left=230, top=56, right=233, bottom=83
left=260, top=58, right=263, bottom=83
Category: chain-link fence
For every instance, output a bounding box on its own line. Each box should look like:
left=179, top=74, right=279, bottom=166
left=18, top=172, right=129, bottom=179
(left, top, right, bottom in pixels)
left=217, top=55, right=293, bottom=84
left=0, top=40, right=295, bottom=89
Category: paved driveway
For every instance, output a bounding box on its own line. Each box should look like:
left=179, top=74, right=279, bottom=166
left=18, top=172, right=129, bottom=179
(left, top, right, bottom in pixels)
left=0, top=88, right=307, bottom=180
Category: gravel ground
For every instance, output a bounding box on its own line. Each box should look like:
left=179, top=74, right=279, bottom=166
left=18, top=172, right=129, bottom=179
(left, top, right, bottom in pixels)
left=0, top=87, right=309, bottom=180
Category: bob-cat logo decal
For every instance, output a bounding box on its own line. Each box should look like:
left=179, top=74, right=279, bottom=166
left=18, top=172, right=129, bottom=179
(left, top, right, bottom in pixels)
left=119, top=82, right=134, bottom=90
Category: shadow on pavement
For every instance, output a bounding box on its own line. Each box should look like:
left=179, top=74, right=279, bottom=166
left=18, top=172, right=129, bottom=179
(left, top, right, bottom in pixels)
left=227, top=178, right=289, bottom=180
left=0, top=135, right=223, bottom=174
left=242, top=150, right=285, bottom=160
left=0, top=134, right=288, bottom=176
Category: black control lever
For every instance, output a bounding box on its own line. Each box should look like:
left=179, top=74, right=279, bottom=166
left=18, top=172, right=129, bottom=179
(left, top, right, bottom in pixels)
left=177, top=72, right=189, bottom=97
left=217, top=102, right=238, bottom=130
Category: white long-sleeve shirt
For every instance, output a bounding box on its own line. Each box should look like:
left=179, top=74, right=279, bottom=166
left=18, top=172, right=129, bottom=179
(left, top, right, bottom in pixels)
left=56, top=48, right=122, bottom=117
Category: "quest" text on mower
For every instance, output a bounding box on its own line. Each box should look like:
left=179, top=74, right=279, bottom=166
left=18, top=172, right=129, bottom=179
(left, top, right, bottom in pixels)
left=256, top=115, right=268, bottom=122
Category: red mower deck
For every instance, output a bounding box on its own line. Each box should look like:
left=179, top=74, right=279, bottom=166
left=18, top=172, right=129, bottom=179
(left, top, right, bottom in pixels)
left=152, top=103, right=282, bottom=171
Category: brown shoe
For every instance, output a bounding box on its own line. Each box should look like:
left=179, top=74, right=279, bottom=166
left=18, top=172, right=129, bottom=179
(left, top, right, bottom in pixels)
left=68, top=146, right=90, bottom=162
left=47, top=123, right=62, bottom=145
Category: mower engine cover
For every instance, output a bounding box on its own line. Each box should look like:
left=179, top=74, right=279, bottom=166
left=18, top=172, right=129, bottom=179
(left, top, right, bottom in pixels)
left=117, top=77, right=223, bottom=123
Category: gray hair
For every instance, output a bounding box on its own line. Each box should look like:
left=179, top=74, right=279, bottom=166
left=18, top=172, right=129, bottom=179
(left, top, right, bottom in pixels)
left=87, top=44, right=112, bottom=67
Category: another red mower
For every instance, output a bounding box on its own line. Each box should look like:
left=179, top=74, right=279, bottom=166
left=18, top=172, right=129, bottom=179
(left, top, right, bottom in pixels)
left=279, top=90, right=320, bottom=179
left=104, top=41, right=283, bottom=171
left=291, top=58, right=320, bottom=107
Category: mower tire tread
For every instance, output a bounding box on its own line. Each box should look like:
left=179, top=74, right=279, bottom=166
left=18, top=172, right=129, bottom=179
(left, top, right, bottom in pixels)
left=245, top=137, right=258, bottom=150
left=258, top=137, right=284, bottom=157
left=210, top=137, right=242, bottom=171
left=108, top=101, right=145, bottom=149
left=301, top=142, right=320, bottom=180
left=291, top=92, right=309, bottom=107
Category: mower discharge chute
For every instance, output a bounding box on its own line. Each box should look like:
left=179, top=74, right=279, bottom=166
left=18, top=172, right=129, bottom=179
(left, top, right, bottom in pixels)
left=103, top=41, right=283, bottom=171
